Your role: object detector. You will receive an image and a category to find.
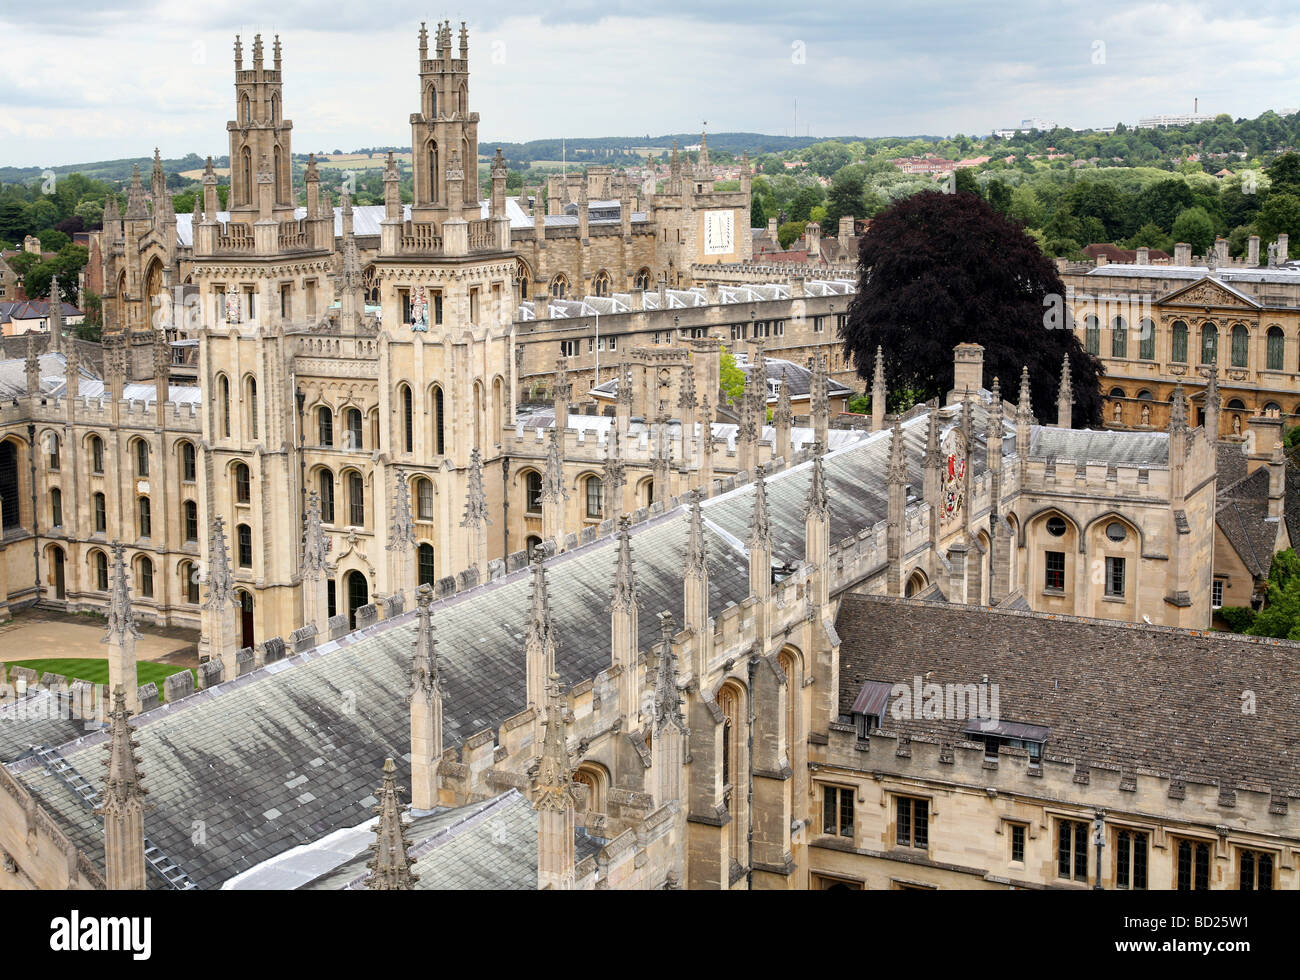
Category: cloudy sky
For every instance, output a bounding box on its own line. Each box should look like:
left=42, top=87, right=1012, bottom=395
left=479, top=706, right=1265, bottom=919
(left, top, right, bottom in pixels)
left=3, top=0, right=1298, bottom=168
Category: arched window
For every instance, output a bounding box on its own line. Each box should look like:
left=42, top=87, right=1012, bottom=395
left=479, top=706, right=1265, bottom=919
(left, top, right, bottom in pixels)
left=273, top=147, right=282, bottom=204
left=458, top=83, right=467, bottom=115
left=134, top=439, right=149, bottom=477
left=1200, top=321, right=1218, bottom=365
left=1231, top=323, right=1249, bottom=368
left=241, top=147, right=252, bottom=205
left=346, top=408, right=363, bottom=450
left=1265, top=401, right=1282, bottom=414
left=271, top=93, right=280, bottom=124
left=427, top=139, right=439, bottom=203
left=593, top=270, right=611, bottom=298
left=1138, top=318, right=1155, bottom=360
left=0, top=440, right=17, bottom=531
left=585, top=475, right=603, bottom=519
left=47, top=433, right=60, bottom=471
left=634, top=268, right=651, bottom=291
left=138, top=557, right=154, bottom=599
left=348, top=471, right=365, bottom=526
left=493, top=377, right=504, bottom=434
left=426, top=84, right=437, bottom=118
left=346, top=570, right=368, bottom=629
left=138, top=496, right=152, bottom=538
left=1084, top=315, right=1100, bottom=355
left=93, top=492, right=106, bottom=533
left=418, top=543, right=436, bottom=586
left=234, top=462, right=251, bottom=504
left=92, top=550, right=108, bottom=591
left=1109, top=387, right=1127, bottom=398
left=525, top=471, right=542, bottom=515
left=50, top=488, right=62, bottom=528
left=237, top=523, right=253, bottom=567
left=246, top=377, right=259, bottom=439
left=905, top=570, right=928, bottom=598
left=717, top=683, right=746, bottom=866
left=218, top=374, right=231, bottom=437
left=1267, top=326, right=1285, bottom=371
left=415, top=477, right=434, bottom=521
left=180, top=440, right=196, bottom=481
left=550, top=274, right=568, bottom=299
left=318, top=406, right=334, bottom=447
left=180, top=560, right=199, bottom=604
left=1171, top=321, right=1188, bottom=363
left=431, top=386, right=445, bottom=455
left=184, top=500, right=198, bottom=541
left=473, top=381, right=484, bottom=448
left=400, top=384, right=414, bottom=453
left=318, top=468, right=335, bottom=523
left=525, top=534, right=542, bottom=554
left=90, top=435, right=104, bottom=473
left=240, top=94, right=251, bottom=125
left=1227, top=398, right=1247, bottom=411
left=573, top=764, right=608, bottom=815
left=1111, top=316, right=1127, bottom=359
left=643, top=479, right=655, bottom=506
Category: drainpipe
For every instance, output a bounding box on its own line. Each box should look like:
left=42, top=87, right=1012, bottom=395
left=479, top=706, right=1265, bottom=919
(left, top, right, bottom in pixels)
left=501, top=456, right=511, bottom=559
left=294, top=383, right=306, bottom=535
left=1092, top=810, right=1106, bottom=890
left=27, top=423, right=39, bottom=603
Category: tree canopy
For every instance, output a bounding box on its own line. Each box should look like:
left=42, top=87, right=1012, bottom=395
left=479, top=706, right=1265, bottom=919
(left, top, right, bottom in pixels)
left=841, top=190, right=1104, bottom=427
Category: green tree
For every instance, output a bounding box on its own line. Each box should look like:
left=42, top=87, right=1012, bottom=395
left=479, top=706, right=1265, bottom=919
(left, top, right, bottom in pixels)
left=953, top=168, right=979, bottom=196
left=1247, top=549, right=1300, bottom=639
left=719, top=347, right=746, bottom=406
left=1171, top=206, right=1215, bottom=252
left=985, top=179, right=1011, bottom=213
left=788, top=185, right=825, bottom=222
left=778, top=220, right=808, bottom=249
left=1128, top=221, right=1172, bottom=253
left=1257, top=192, right=1300, bottom=255
left=1266, top=152, right=1300, bottom=196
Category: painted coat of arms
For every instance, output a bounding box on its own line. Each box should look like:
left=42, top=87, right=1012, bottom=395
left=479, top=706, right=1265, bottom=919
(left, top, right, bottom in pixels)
left=411, top=285, right=429, bottom=332
left=941, top=429, right=966, bottom=519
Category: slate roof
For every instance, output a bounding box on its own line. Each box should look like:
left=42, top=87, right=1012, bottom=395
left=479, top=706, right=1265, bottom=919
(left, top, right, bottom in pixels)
left=836, top=594, right=1300, bottom=798
left=1216, top=440, right=1250, bottom=490
left=1029, top=426, right=1168, bottom=466
left=0, top=352, right=97, bottom=399
left=1215, top=465, right=1281, bottom=579
left=0, top=300, right=83, bottom=325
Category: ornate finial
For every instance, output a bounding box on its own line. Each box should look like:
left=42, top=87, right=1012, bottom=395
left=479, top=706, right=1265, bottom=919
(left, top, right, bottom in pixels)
left=888, top=421, right=907, bottom=482
left=527, top=546, right=558, bottom=668
left=233, top=34, right=243, bottom=71
left=805, top=444, right=829, bottom=519
left=272, top=34, right=282, bottom=70
left=364, top=758, right=418, bottom=889
left=1058, top=353, right=1072, bottom=399
left=749, top=464, right=771, bottom=549
left=125, top=165, right=148, bottom=219
left=302, top=490, right=328, bottom=577
left=387, top=468, right=415, bottom=551
left=541, top=427, right=567, bottom=504
left=988, top=376, right=1003, bottom=437
left=678, top=363, right=698, bottom=414
left=924, top=408, right=942, bottom=468
left=653, top=611, right=684, bottom=732
left=102, top=543, right=140, bottom=643
left=534, top=673, right=576, bottom=810
left=409, top=584, right=440, bottom=703
left=617, top=361, right=633, bottom=407
left=602, top=427, right=625, bottom=508
left=774, top=376, right=794, bottom=430
left=1169, top=382, right=1188, bottom=432
left=685, top=491, right=708, bottom=573
left=492, top=147, right=507, bottom=176
left=1016, top=365, right=1033, bottom=422
left=460, top=448, right=491, bottom=529
left=204, top=517, right=234, bottom=609
left=553, top=356, right=571, bottom=403
left=809, top=351, right=830, bottom=419
left=611, top=516, right=638, bottom=614
left=872, top=344, right=886, bottom=392
left=98, top=686, right=148, bottom=811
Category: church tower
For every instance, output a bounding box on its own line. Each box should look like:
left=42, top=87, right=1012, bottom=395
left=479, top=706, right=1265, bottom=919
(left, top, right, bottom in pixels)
left=409, top=21, right=481, bottom=226
left=227, top=34, right=296, bottom=219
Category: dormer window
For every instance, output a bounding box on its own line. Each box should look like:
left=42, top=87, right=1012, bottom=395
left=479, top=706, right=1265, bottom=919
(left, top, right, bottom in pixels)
left=964, top=720, right=1048, bottom=767
left=850, top=680, right=894, bottom=740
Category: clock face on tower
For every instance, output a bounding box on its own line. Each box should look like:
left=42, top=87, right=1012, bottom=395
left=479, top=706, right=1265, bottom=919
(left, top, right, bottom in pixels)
left=703, top=210, right=735, bottom=255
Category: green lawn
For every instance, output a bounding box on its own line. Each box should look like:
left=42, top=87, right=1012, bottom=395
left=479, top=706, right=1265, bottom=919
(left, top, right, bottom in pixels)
left=5, top=659, right=194, bottom=701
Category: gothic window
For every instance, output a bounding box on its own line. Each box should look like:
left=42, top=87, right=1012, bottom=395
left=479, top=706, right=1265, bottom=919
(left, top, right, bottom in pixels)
left=400, top=384, right=414, bottom=453
left=415, top=477, right=434, bottom=520
left=1111, top=316, right=1127, bottom=358
left=91, top=435, right=104, bottom=473
left=134, top=439, right=149, bottom=477
left=525, top=471, right=542, bottom=514
left=273, top=147, right=282, bottom=204
left=47, top=433, right=60, bottom=471
left=526, top=535, right=542, bottom=554
left=1057, top=819, right=1088, bottom=882
left=593, top=270, right=611, bottom=297
left=318, top=406, right=334, bottom=447
left=426, top=84, right=437, bottom=118
left=218, top=374, right=232, bottom=437
left=184, top=500, right=198, bottom=542
left=50, top=488, right=62, bottom=528
left=234, top=462, right=251, bottom=504
left=246, top=377, right=259, bottom=439
left=237, top=523, right=253, bottom=567
left=138, top=496, right=152, bottom=538
left=427, top=140, right=439, bottom=203
left=93, top=550, right=108, bottom=591
left=432, top=386, right=445, bottom=455
left=271, top=94, right=280, bottom=124
left=241, top=148, right=252, bottom=206
left=1171, top=321, right=1188, bottom=363
left=585, top=476, right=603, bottom=519
left=181, top=441, right=196, bottom=481
left=418, top=543, right=436, bottom=586
left=318, top=469, right=335, bottom=523
left=138, top=557, right=154, bottom=599
left=1200, top=321, right=1218, bottom=365
left=1084, top=315, right=1100, bottom=355
left=93, top=493, right=106, bottom=533
left=181, top=561, right=199, bottom=604
left=1267, top=326, right=1285, bottom=371
left=634, top=268, right=651, bottom=291
left=346, top=408, right=363, bottom=450
left=348, top=471, right=365, bottom=527
left=1138, top=318, right=1155, bottom=360
left=240, top=94, right=251, bottom=126
left=1231, top=323, right=1249, bottom=367
left=550, top=274, right=568, bottom=299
